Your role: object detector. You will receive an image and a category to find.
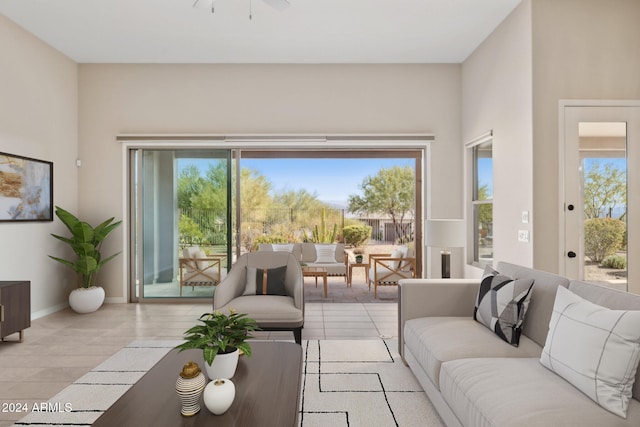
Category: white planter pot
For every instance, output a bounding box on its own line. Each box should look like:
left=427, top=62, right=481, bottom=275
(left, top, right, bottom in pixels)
left=203, top=348, right=239, bottom=380
left=203, top=378, right=235, bottom=415
left=69, top=286, right=105, bottom=314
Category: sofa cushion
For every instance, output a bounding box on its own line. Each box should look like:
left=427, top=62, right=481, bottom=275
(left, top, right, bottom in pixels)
left=403, top=317, right=541, bottom=390
left=271, top=243, right=294, bottom=252
left=440, top=357, right=640, bottom=427
left=304, top=262, right=346, bottom=276
left=540, top=286, right=640, bottom=418
left=495, top=262, right=570, bottom=347
left=216, top=295, right=303, bottom=328
left=474, top=266, right=534, bottom=346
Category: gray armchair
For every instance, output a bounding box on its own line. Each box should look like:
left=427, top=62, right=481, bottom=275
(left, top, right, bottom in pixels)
left=213, top=251, right=304, bottom=344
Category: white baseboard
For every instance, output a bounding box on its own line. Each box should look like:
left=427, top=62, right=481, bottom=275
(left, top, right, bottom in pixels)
left=31, top=302, right=69, bottom=320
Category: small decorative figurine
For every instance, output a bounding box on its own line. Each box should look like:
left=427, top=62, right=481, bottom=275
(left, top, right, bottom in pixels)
left=175, top=361, right=206, bottom=416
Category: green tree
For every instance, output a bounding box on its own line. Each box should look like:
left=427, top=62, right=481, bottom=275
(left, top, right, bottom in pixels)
left=348, top=165, right=415, bottom=241
left=238, top=168, right=272, bottom=251
left=583, top=160, right=626, bottom=219
left=177, top=165, right=205, bottom=210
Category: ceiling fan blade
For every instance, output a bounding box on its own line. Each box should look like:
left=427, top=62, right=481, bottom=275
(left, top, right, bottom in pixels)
left=262, top=0, right=290, bottom=12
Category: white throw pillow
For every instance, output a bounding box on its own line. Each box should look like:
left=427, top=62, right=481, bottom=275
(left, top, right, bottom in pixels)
left=388, top=248, right=403, bottom=270
left=197, top=250, right=209, bottom=270
left=314, top=244, right=336, bottom=263
left=272, top=243, right=294, bottom=253
left=540, top=286, right=640, bottom=418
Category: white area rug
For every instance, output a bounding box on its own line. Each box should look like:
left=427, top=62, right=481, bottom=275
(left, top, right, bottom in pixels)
left=301, top=339, right=443, bottom=427
left=14, top=339, right=443, bottom=427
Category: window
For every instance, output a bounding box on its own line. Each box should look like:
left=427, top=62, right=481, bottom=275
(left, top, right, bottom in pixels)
left=471, top=139, right=493, bottom=266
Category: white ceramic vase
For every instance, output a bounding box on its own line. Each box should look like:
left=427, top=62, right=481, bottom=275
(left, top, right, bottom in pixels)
left=203, top=378, right=235, bottom=415
left=68, top=286, right=105, bottom=314
left=204, top=348, right=239, bottom=380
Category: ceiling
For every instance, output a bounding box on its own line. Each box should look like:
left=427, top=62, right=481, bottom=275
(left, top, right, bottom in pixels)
left=0, top=0, right=522, bottom=64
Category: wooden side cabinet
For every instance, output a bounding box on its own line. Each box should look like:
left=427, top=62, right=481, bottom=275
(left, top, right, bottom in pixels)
left=0, top=281, right=30, bottom=342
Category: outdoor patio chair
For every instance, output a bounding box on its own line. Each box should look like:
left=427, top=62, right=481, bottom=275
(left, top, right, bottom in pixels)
left=213, top=251, right=304, bottom=344
left=179, top=246, right=224, bottom=296
left=368, top=246, right=416, bottom=298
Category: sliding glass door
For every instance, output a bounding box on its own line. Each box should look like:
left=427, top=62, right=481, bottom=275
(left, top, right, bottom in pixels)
left=130, top=148, right=232, bottom=300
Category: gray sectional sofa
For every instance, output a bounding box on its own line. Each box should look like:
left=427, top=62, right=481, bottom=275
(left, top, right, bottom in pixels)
left=399, top=262, right=640, bottom=427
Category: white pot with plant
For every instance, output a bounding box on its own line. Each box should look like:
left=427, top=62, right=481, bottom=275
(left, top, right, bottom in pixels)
left=49, top=206, right=122, bottom=314
left=176, top=309, right=259, bottom=380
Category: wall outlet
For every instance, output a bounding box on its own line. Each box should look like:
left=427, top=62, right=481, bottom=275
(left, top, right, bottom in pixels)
left=521, top=210, right=529, bottom=223
left=518, top=230, right=530, bottom=243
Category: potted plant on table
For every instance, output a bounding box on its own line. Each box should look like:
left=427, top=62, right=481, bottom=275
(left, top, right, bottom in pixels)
left=49, top=206, right=122, bottom=314
left=176, top=309, right=259, bottom=380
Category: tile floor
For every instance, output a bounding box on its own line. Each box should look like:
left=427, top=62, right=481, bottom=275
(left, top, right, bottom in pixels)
left=0, top=300, right=397, bottom=427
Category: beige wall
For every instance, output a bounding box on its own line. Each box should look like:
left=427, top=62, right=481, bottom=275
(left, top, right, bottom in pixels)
left=78, top=64, right=462, bottom=299
left=0, top=15, right=78, bottom=316
left=462, top=0, right=534, bottom=274
left=531, top=0, right=640, bottom=273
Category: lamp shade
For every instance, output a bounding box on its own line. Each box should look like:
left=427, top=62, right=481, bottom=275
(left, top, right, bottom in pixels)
left=425, top=219, right=465, bottom=248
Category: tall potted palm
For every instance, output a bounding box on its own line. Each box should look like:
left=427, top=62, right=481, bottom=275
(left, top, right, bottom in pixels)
left=49, top=206, right=122, bottom=313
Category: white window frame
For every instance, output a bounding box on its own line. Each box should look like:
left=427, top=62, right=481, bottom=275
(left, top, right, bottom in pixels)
left=466, top=132, right=493, bottom=268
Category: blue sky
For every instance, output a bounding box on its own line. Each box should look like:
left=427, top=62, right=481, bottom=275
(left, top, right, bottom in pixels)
left=241, top=158, right=414, bottom=206
left=178, top=157, right=414, bottom=207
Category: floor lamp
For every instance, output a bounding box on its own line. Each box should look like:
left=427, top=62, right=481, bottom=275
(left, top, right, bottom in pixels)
left=426, top=219, right=466, bottom=278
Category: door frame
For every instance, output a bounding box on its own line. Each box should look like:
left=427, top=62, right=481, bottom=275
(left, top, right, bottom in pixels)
left=120, top=135, right=433, bottom=303
left=559, top=100, right=640, bottom=293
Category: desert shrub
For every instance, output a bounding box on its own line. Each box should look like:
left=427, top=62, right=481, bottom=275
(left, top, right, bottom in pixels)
left=252, top=234, right=289, bottom=251
left=584, top=218, right=626, bottom=263
left=179, top=215, right=204, bottom=245
left=601, top=254, right=627, bottom=270
left=342, top=224, right=372, bottom=247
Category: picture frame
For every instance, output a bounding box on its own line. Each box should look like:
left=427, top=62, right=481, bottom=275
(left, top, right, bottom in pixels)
left=0, top=152, right=53, bottom=222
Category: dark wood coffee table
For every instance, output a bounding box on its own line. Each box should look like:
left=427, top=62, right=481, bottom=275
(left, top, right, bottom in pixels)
left=93, top=341, right=302, bottom=427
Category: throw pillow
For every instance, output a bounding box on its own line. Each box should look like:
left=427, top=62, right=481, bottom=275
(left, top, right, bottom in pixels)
left=540, top=286, right=640, bottom=418
left=271, top=243, right=294, bottom=252
left=473, top=266, right=534, bottom=347
left=243, top=267, right=258, bottom=295
left=196, top=249, right=209, bottom=271
left=253, top=265, right=287, bottom=296
left=388, top=248, right=403, bottom=270
left=314, top=244, right=336, bottom=263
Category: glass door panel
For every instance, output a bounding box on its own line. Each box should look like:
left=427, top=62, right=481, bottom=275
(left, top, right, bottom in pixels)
left=579, top=123, right=627, bottom=291
left=132, top=148, right=231, bottom=300
left=563, top=105, right=640, bottom=294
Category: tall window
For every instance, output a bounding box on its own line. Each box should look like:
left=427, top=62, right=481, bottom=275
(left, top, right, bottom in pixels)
left=471, top=140, right=493, bottom=266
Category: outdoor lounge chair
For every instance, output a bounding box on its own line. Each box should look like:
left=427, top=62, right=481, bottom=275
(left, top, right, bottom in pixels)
left=213, top=251, right=304, bottom=344
left=368, top=246, right=416, bottom=298
left=179, top=246, right=224, bottom=296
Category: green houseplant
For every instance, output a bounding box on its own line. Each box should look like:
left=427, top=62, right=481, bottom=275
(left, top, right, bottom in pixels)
left=49, top=206, right=122, bottom=313
left=176, top=309, right=259, bottom=379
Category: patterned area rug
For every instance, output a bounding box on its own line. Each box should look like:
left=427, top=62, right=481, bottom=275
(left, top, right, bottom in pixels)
left=14, top=339, right=443, bottom=427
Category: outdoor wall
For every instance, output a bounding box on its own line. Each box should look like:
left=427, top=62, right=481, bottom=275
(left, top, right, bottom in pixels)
left=78, top=64, right=462, bottom=300
left=462, top=0, right=534, bottom=276
left=0, top=15, right=78, bottom=317
left=531, top=0, right=640, bottom=273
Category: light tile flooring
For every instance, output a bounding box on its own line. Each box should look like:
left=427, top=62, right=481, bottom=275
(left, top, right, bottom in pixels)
left=0, top=301, right=397, bottom=427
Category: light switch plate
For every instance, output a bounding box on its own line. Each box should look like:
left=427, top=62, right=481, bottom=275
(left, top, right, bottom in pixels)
left=521, top=211, right=529, bottom=223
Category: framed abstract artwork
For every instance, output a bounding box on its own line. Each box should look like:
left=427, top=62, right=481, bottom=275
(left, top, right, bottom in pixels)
left=0, top=152, right=53, bottom=222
